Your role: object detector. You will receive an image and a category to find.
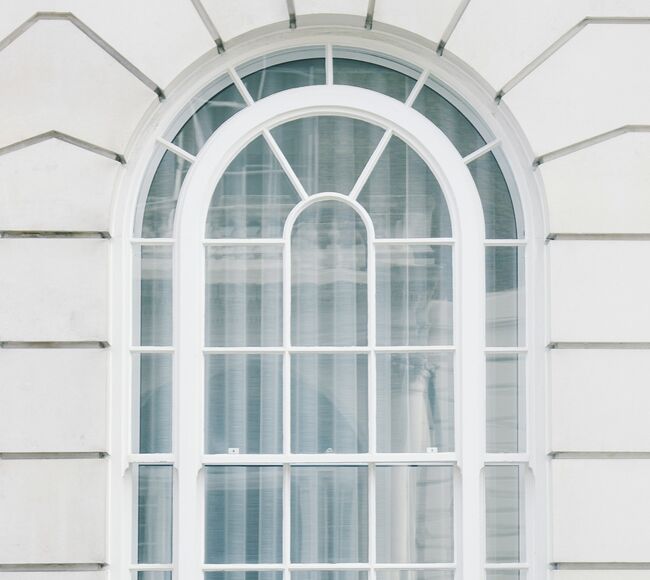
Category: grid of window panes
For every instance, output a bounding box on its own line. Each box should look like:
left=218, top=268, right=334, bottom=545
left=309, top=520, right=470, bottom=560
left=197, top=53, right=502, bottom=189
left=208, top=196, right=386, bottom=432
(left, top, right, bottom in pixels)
left=133, top=46, right=526, bottom=580
left=202, top=112, right=456, bottom=579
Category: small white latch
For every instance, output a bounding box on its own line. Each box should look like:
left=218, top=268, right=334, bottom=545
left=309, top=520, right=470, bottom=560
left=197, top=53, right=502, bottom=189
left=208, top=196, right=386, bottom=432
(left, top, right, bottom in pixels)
left=228, top=447, right=240, bottom=454
left=325, top=448, right=334, bottom=453
left=426, top=447, right=439, bottom=453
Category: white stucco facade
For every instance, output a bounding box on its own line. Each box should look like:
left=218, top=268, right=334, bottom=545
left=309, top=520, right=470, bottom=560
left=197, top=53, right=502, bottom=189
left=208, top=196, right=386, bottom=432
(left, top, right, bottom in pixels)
left=1, top=1, right=649, bottom=578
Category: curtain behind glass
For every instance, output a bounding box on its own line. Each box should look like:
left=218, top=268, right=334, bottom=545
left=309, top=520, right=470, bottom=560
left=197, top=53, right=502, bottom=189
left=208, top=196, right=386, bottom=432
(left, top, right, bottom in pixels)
left=206, top=135, right=300, bottom=239
left=357, top=135, right=451, bottom=238
left=291, top=201, right=368, bottom=346
left=271, top=116, right=383, bottom=195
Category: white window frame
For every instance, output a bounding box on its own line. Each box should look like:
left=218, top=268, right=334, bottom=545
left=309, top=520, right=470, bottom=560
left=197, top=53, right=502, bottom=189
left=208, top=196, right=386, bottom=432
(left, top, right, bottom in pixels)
left=110, top=28, right=547, bottom=580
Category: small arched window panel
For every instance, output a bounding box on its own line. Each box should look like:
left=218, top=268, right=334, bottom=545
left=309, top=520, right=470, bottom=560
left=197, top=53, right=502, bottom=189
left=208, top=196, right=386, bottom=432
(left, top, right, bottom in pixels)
left=131, top=46, right=529, bottom=580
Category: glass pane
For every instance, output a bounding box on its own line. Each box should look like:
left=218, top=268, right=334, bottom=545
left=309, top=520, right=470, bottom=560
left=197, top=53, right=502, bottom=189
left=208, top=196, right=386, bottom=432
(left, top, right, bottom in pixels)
left=206, top=135, right=300, bottom=238
left=293, top=573, right=368, bottom=580
left=242, top=58, right=326, bottom=100
left=138, top=150, right=191, bottom=238
left=206, top=246, right=282, bottom=347
left=136, top=354, right=172, bottom=454
left=468, top=152, right=518, bottom=239
left=292, top=354, right=368, bottom=453
left=333, top=57, right=416, bottom=102
left=412, top=83, right=485, bottom=158
left=205, top=354, right=282, bottom=454
left=377, top=572, right=454, bottom=580
left=292, top=201, right=367, bottom=346
left=205, top=574, right=283, bottom=580
left=377, top=245, right=453, bottom=346
left=292, top=466, right=368, bottom=563
left=205, top=466, right=283, bottom=564
left=485, top=465, right=522, bottom=563
left=377, top=466, right=454, bottom=563
left=377, top=353, right=454, bottom=453
left=487, top=355, right=525, bottom=453
left=172, top=82, right=246, bottom=156
left=486, top=247, right=523, bottom=347
left=137, top=465, right=173, bottom=564
left=271, top=116, right=384, bottom=195
left=136, top=245, right=173, bottom=346
left=358, top=136, right=451, bottom=238
left=486, top=573, right=521, bottom=580
left=137, top=573, right=172, bottom=580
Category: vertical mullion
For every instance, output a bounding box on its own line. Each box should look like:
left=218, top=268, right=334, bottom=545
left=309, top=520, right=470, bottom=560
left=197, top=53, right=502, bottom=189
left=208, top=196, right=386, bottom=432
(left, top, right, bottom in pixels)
left=368, top=228, right=377, bottom=580
left=282, top=234, right=291, bottom=580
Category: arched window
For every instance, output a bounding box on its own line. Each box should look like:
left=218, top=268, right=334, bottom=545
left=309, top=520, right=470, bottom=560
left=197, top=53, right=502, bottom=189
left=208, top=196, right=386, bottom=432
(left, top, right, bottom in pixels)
left=127, top=42, right=535, bottom=580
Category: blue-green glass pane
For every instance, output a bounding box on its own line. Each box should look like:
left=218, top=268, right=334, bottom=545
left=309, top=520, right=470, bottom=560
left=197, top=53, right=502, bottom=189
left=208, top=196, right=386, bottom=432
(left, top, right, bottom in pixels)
left=293, top=573, right=368, bottom=580
left=205, top=246, right=283, bottom=347
left=485, top=465, right=521, bottom=563
left=486, top=247, right=523, bottom=347
left=333, top=58, right=416, bottom=102
left=292, top=353, right=368, bottom=453
left=138, top=465, right=173, bottom=564
left=358, top=136, right=451, bottom=238
left=292, top=201, right=368, bottom=346
left=206, top=135, right=300, bottom=238
left=376, top=245, right=453, bottom=346
left=205, top=574, right=283, bottom=580
left=487, top=354, right=525, bottom=453
left=271, top=116, right=383, bottom=195
left=138, top=353, right=172, bottom=454
left=139, top=150, right=190, bottom=238
left=412, top=84, right=485, bottom=158
left=291, top=466, right=368, bottom=563
left=377, top=466, right=454, bottom=563
left=205, top=354, right=283, bottom=454
left=242, top=58, right=326, bottom=100
left=377, top=352, right=454, bottom=453
left=172, top=83, right=246, bottom=156
left=205, top=466, right=283, bottom=564
left=468, top=151, right=518, bottom=239
left=137, top=245, right=173, bottom=346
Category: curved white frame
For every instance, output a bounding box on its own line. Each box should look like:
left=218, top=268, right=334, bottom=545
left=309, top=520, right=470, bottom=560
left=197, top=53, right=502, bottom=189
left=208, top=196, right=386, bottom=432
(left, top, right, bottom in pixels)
left=111, top=27, right=547, bottom=580
left=182, top=87, right=482, bottom=579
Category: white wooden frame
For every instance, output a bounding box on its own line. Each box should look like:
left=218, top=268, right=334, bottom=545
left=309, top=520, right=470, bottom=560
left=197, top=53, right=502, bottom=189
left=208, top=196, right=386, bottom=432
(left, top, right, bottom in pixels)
left=110, top=29, right=548, bottom=580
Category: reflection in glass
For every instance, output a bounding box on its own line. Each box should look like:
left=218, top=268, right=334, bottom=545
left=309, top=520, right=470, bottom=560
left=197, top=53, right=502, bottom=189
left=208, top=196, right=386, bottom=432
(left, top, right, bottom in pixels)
left=205, top=354, right=282, bottom=454
left=205, top=246, right=283, bottom=347
left=137, top=353, right=172, bottom=454
left=138, top=150, right=191, bottom=238
left=468, top=151, right=518, bottom=239
left=358, top=136, right=451, bottom=239
left=206, top=135, right=300, bottom=239
left=172, top=82, right=246, bottom=156
left=137, top=573, right=172, bottom=580
left=377, top=353, right=454, bottom=453
left=136, top=245, right=173, bottom=346
left=292, top=201, right=367, bottom=346
left=271, top=116, right=384, bottom=195
left=333, top=57, right=416, bottom=102
left=486, top=247, right=523, bottom=347
left=138, top=465, right=173, bottom=564
left=376, top=572, right=454, bottom=580
left=486, top=572, right=521, bottom=580
left=292, top=354, right=368, bottom=453
left=412, top=83, right=485, bottom=158
left=487, top=355, right=525, bottom=453
left=205, top=466, right=283, bottom=564
left=377, top=466, right=454, bottom=563
left=485, top=465, right=521, bottom=563
left=205, top=574, right=283, bottom=580
left=293, top=573, right=367, bottom=580
left=292, top=466, right=368, bottom=563
left=242, top=58, right=326, bottom=101
left=376, top=245, right=453, bottom=346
